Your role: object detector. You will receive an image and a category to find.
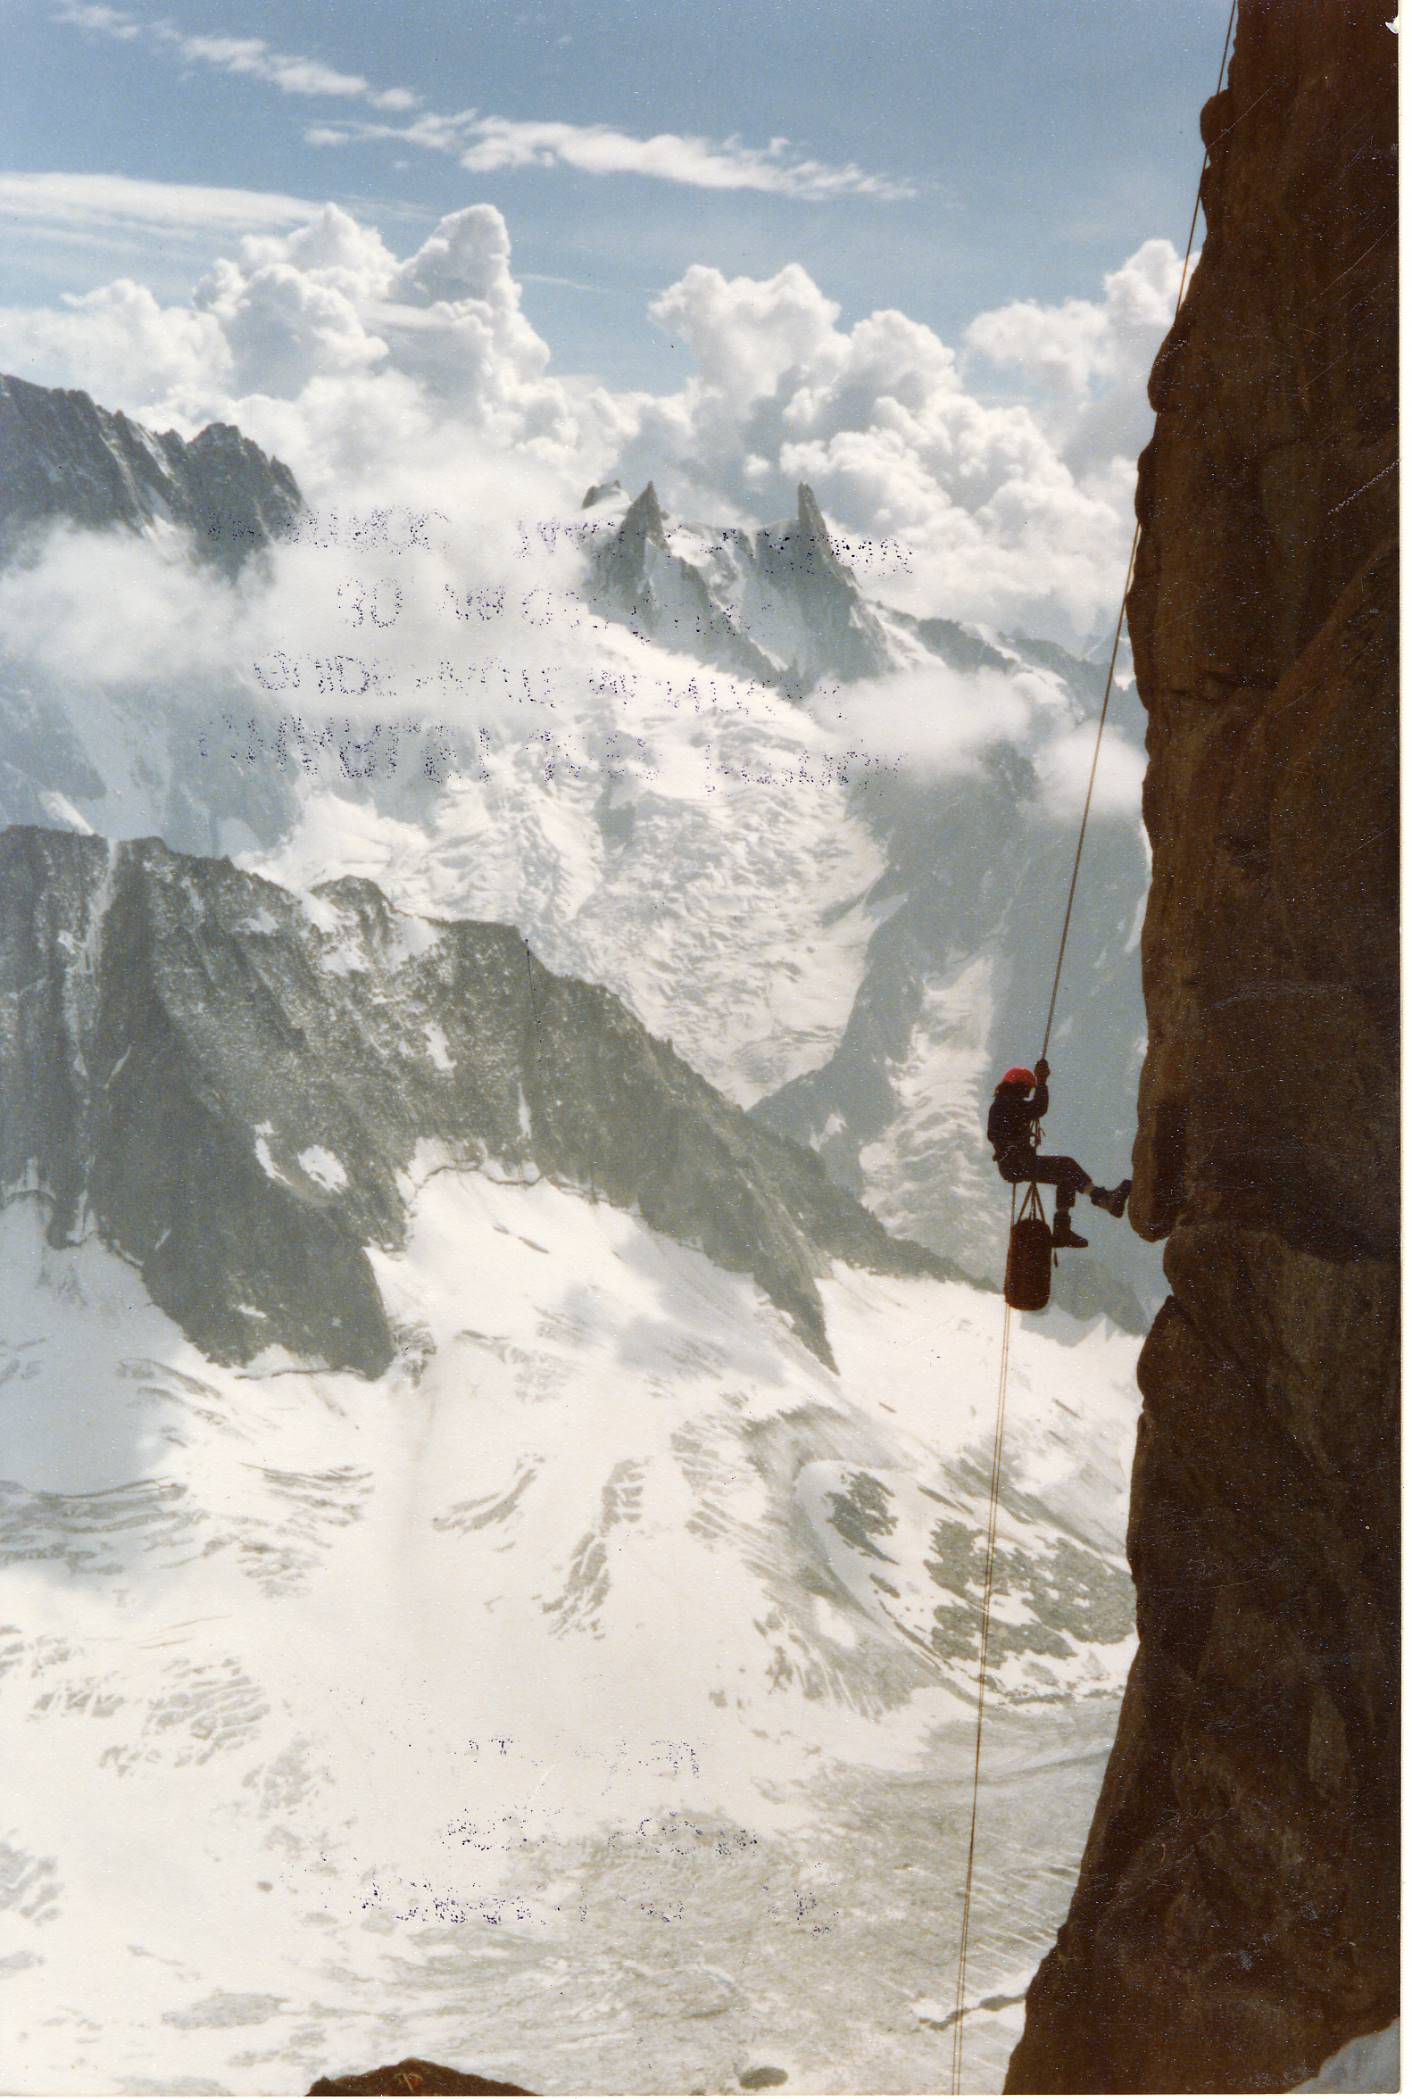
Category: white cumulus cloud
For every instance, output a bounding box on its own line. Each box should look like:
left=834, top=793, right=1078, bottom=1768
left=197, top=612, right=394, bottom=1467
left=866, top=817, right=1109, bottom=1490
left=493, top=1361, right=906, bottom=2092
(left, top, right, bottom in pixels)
left=605, top=243, right=1183, bottom=641
left=0, top=200, right=601, bottom=486
left=964, top=237, right=1188, bottom=476
left=0, top=276, right=231, bottom=408
left=0, top=187, right=1180, bottom=645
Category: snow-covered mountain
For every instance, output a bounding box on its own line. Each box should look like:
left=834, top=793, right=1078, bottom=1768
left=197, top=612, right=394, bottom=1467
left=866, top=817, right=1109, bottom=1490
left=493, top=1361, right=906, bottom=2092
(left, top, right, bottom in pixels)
left=584, top=480, right=898, bottom=691
left=2, top=1151, right=1138, bottom=2093
left=0, top=381, right=1158, bottom=2091
left=1, top=825, right=951, bottom=1375
left=582, top=476, right=1109, bottom=705
left=556, top=476, right=1156, bottom=1325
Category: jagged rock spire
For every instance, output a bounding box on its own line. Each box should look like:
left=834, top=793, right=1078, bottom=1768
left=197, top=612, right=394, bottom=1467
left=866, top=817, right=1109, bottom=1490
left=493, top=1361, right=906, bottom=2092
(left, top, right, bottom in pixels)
left=796, top=481, right=831, bottom=542
left=618, top=479, right=668, bottom=546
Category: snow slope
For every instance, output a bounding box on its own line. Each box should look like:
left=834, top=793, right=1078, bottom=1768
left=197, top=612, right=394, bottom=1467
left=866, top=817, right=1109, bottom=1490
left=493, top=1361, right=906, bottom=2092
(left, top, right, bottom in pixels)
left=249, top=655, right=889, bottom=1111
left=1, top=1177, right=1138, bottom=2095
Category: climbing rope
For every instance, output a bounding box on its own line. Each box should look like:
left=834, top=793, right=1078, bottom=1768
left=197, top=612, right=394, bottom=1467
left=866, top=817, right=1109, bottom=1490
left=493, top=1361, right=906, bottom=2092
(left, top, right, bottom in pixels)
left=1037, top=526, right=1138, bottom=1064
left=948, top=1191, right=1016, bottom=2096
left=947, top=4, right=1238, bottom=2087
left=1040, top=0, right=1238, bottom=1062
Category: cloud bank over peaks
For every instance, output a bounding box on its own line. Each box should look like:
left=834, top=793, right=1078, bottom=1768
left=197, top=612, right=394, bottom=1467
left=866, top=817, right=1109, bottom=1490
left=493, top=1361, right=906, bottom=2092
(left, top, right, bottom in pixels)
left=0, top=182, right=1182, bottom=639
left=0, top=199, right=606, bottom=493
left=611, top=240, right=1184, bottom=640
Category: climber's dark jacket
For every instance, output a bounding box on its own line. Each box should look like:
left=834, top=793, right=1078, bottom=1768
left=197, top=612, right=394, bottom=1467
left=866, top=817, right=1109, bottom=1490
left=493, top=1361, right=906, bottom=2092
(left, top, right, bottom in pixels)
left=987, top=1080, right=1048, bottom=1167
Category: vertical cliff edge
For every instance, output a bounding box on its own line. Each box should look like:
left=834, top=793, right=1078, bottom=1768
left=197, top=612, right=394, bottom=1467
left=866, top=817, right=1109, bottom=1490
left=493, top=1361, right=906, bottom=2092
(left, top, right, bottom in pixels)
left=1006, top=3, right=1398, bottom=2091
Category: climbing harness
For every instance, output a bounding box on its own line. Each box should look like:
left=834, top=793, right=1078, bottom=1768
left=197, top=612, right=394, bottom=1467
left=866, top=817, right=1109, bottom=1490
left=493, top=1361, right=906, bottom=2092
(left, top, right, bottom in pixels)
left=946, top=2, right=1239, bottom=2085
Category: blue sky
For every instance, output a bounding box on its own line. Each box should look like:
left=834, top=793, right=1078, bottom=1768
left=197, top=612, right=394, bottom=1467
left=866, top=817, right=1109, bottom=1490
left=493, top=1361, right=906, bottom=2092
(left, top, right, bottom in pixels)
left=6, top=0, right=1233, bottom=392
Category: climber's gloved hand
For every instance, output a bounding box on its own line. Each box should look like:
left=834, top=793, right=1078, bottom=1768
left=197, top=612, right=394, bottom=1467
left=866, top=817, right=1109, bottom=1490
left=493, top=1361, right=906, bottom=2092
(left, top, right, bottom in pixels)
left=1035, top=1057, right=1050, bottom=1082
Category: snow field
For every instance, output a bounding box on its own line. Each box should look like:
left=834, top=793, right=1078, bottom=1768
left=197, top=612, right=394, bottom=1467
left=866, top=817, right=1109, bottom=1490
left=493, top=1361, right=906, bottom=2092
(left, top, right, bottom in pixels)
left=0, top=1175, right=1138, bottom=2092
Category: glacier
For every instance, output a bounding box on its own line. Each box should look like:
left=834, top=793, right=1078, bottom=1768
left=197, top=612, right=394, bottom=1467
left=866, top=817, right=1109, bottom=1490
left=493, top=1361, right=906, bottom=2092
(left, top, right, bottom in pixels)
left=1, top=1174, right=1138, bottom=2095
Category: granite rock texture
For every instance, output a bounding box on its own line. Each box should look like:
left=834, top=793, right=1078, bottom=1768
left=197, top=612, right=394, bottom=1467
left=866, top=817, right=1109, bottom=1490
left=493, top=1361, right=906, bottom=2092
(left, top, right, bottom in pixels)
left=1007, top=2, right=1398, bottom=2090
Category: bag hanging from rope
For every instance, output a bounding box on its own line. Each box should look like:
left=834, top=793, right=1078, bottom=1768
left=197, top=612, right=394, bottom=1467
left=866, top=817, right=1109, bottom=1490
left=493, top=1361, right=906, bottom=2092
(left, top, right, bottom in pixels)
left=1004, top=1184, right=1051, bottom=1312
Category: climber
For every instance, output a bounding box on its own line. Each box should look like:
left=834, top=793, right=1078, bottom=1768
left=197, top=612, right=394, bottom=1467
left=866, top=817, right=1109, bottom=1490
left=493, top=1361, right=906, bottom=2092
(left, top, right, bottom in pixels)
left=987, top=1058, right=1131, bottom=1250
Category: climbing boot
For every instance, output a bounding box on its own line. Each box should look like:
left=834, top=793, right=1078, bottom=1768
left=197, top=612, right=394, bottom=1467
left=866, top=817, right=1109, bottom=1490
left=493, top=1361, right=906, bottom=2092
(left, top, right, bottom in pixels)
left=1052, top=1214, right=1089, bottom=1250
left=1089, top=1180, right=1132, bottom=1219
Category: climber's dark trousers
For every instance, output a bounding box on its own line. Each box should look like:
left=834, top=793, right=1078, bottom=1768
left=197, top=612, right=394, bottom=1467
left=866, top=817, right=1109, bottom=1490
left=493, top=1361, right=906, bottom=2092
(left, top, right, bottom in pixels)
left=998, top=1153, right=1090, bottom=1211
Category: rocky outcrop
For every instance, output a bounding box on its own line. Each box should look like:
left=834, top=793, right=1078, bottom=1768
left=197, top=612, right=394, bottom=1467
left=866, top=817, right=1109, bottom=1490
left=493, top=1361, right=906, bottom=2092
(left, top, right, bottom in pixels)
left=1007, top=3, right=1397, bottom=2091
left=0, top=372, right=301, bottom=573
left=308, top=2062, right=531, bottom=2096
left=749, top=481, right=897, bottom=683
left=0, top=825, right=951, bottom=1378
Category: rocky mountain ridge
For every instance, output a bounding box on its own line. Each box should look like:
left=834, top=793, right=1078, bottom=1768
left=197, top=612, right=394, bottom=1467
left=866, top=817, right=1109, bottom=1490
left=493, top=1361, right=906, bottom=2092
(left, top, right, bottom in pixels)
left=0, top=370, right=301, bottom=575
left=0, top=823, right=953, bottom=1377
left=585, top=478, right=899, bottom=690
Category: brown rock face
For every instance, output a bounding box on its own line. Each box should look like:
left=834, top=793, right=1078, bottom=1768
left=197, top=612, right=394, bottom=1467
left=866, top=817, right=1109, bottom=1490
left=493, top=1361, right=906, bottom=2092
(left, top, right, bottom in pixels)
left=1006, top=4, right=1397, bottom=2092
left=307, top=2061, right=532, bottom=2096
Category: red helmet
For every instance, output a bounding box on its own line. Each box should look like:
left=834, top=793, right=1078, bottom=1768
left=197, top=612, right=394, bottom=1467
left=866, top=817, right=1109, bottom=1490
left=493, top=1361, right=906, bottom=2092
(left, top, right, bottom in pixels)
left=1000, top=1066, right=1036, bottom=1089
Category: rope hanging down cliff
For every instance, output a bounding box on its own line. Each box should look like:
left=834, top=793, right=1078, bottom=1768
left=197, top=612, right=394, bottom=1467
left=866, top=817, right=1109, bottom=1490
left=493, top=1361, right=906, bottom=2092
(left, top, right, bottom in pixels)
left=947, top=4, right=1238, bottom=2089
